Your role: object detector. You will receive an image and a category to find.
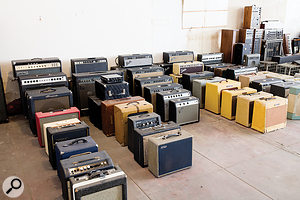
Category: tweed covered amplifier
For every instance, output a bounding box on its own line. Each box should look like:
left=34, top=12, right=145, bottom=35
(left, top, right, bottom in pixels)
left=172, top=61, right=204, bottom=75
left=163, top=51, right=194, bottom=64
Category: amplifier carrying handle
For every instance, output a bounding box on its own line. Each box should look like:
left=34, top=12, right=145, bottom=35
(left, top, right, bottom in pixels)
left=87, top=57, right=96, bottom=59
left=40, top=88, right=56, bottom=93
left=127, top=101, right=140, bottom=106
left=63, top=138, right=88, bottom=147
left=162, top=132, right=182, bottom=140
left=72, top=156, right=100, bottom=165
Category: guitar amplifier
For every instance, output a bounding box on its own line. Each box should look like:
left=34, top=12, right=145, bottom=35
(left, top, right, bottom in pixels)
left=26, top=86, right=73, bottom=135
left=261, top=39, right=283, bottom=61
left=263, top=29, right=284, bottom=41
left=156, top=89, right=191, bottom=121
left=265, top=71, right=294, bottom=81
left=163, top=51, right=194, bottom=64
left=59, top=151, right=114, bottom=200
left=192, top=77, right=226, bottom=108
left=134, top=75, right=173, bottom=97
left=252, top=29, right=264, bottom=54
left=72, top=70, right=123, bottom=114
left=100, top=74, right=123, bottom=84
left=88, top=96, right=102, bottom=129
left=71, top=57, right=108, bottom=74
left=114, top=101, right=153, bottom=146
left=155, top=63, right=173, bottom=75
left=95, top=80, right=129, bottom=101
left=144, top=83, right=183, bottom=112
left=69, top=166, right=127, bottom=200
left=249, top=78, right=284, bottom=92
left=11, top=57, right=62, bottom=78
left=181, top=71, right=214, bottom=91
left=101, top=96, right=144, bottom=136
left=0, top=67, right=8, bottom=123
left=47, top=121, right=90, bottom=169
left=261, top=20, right=283, bottom=29
left=134, top=121, right=180, bottom=167
left=244, top=54, right=260, bottom=67
left=272, top=54, right=300, bottom=64
left=225, top=66, right=258, bottom=80
left=169, top=96, right=200, bottom=125
left=197, top=53, right=223, bottom=65
left=287, top=85, right=300, bottom=119
left=205, top=63, right=233, bottom=72
left=126, top=66, right=164, bottom=95
left=214, top=66, right=232, bottom=78
left=118, top=54, right=153, bottom=68
left=283, top=34, right=293, bottom=55
left=270, top=82, right=300, bottom=98
left=232, top=43, right=252, bottom=65
left=258, top=61, right=278, bottom=72
left=292, top=38, right=300, bottom=54
left=18, top=72, right=68, bottom=116
left=238, top=72, right=267, bottom=87
left=243, top=5, right=261, bottom=29
left=35, top=107, right=80, bottom=147
left=148, top=130, right=193, bottom=178
left=169, top=74, right=182, bottom=84
left=128, top=112, right=161, bottom=153
left=172, top=61, right=204, bottom=75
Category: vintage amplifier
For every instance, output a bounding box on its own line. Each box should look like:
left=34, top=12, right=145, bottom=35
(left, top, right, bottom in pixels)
left=249, top=78, right=284, bottom=92
left=126, top=66, right=164, bottom=95
left=118, top=54, right=153, bottom=68
left=252, top=29, right=264, bottom=54
left=265, top=71, right=294, bottom=81
left=232, top=43, right=252, bottom=65
left=252, top=96, right=287, bottom=133
left=11, top=57, right=62, bottom=78
left=128, top=112, right=161, bottom=152
left=169, top=96, right=200, bottom=125
left=270, top=82, right=300, bottom=98
left=239, top=29, right=254, bottom=48
left=134, top=121, right=180, bottom=167
left=292, top=38, right=300, bottom=54
left=261, top=39, right=283, bottom=61
left=261, top=20, right=283, bottom=29
left=0, top=68, right=8, bottom=123
left=101, top=96, right=144, bottom=136
left=272, top=54, right=300, bottom=64
left=155, top=63, right=173, bottom=75
left=88, top=96, right=102, bottom=129
left=221, top=87, right=257, bottom=120
left=59, top=151, right=114, bottom=200
left=47, top=121, right=90, bottom=169
left=156, top=89, right=191, bottom=121
left=287, top=86, right=300, bottom=119
left=144, top=83, right=183, bottom=112
left=181, top=71, right=214, bottom=91
left=95, top=80, right=129, bottom=101
left=221, top=29, right=239, bottom=63
left=214, top=66, right=232, bottom=78
left=243, top=5, right=261, bottom=29
left=244, top=54, right=260, bottom=67
left=283, top=34, right=293, bottom=55
left=135, top=75, right=173, bottom=97
left=100, top=74, right=123, bottom=84
left=258, top=61, right=277, bottom=72
left=192, top=77, right=226, bottom=108
left=114, top=100, right=153, bottom=146
left=35, top=107, right=80, bottom=147
left=205, top=63, right=233, bottom=72
left=197, top=53, right=223, bottom=65
left=239, top=72, right=267, bottom=88
left=26, top=86, right=73, bottom=135
left=276, top=63, right=300, bottom=76
left=163, top=51, right=194, bottom=64
left=172, top=61, right=204, bottom=75
left=205, top=80, right=241, bottom=114
left=263, top=29, right=284, bottom=41
left=225, top=66, right=258, bottom=80
left=148, top=130, right=192, bottom=178
left=18, top=72, right=68, bottom=116
left=71, top=57, right=108, bottom=74
left=69, top=166, right=127, bottom=200
left=236, top=92, right=273, bottom=127
left=72, top=70, right=123, bottom=114
left=169, top=74, right=182, bottom=84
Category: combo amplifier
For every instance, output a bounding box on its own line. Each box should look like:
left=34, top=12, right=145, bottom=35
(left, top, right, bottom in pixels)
left=128, top=112, right=162, bottom=153
left=252, top=29, right=264, bottom=54
left=225, top=66, right=258, bottom=80
left=156, top=63, right=173, bottom=75
left=244, top=54, right=260, bottom=67
left=169, top=74, right=182, bottom=84
left=133, top=121, right=180, bottom=167
left=283, top=34, right=293, bottom=55
left=11, top=57, right=62, bottom=78
left=232, top=43, right=252, bottom=65
left=263, top=29, right=284, bottom=41
left=205, top=63, right=233, bottom=72
left=258, top=61, right=278, bottom=72
left=156, top=89, right=191, bottom=121
left=181, top=71, right=214, bottom=91
left=172, top=61, right=204, bottom=75
left=292, top=38, right=300, bottom=54
left=169, top=96, right=200, bottom=125
left=134, top=75, right=173, bottom=97
left=239, top=29, right=254, bottom=45
left=88, top=96, right=102, bottom=129
left=243, top=5, right=261, bottom=29
left=197, top=53, right=223, bottom=65
left=272, top=54, right=300, bottom=64
left=163, top=51, right=194, bottom=64
left=260, top=39, right=283, bottom=61
left=118, top=54, right=153, bottom=68
left=0, top=67, right=8, bottom=123
left=95, top=81, right=129, bottom=101
left=100, top=74, right=123, bottom=84
left=26, top=86, right=73, bottom=135
left=71, top=57, right=108, bottom=74
left=270, top=82, right=300, bottom=98
left=59, top=151, right=114, bottom=200
left=249, top=78, right=284, bottom=92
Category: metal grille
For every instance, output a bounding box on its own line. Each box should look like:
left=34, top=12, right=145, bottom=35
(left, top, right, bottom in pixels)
left=276, top=63, right=300, bottom=76
left=259, top=61, right=277, bottom=72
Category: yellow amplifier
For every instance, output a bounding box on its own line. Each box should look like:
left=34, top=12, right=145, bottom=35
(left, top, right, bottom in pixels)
left=170, top=74, right=182, bottom=83
left=205, top=80, right=241, bottom=114
left=239, top=72, right=267, bottom=87
left=221, top=87, right=257, bottom=120
left=173, top=61, right=204, bottom=75
left=251, top=96, right=287, bottom=133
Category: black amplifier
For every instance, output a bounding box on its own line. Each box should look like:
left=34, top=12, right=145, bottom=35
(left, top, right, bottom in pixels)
left=155, top=63, right=173, bottom=75
left=59, top=151, right=114, bottom=200
left=128, top=112, right=162, bottom=153
left=169, top=96, right=200, bottom=125
left=272, top=54, right=300, bottom=64
left=181, top=71, right=214, bottom=91
left=100, top=74, right=123, bottom=84
left=163, top=51, right=194, bottom=64
left=233, top=43, right=252, bottom=65
left=0, top=68, right=8, bottom=123
left=197, top=53, right=223, bottom=65
left=292, top=38, right=300, bottom=54
left=133, top=121, right=180, bottom=167
left=47, top=121, right=90, bottom=169
left=252, top=29, right=264, bottom=54
left=72, top=70, right=124, bottom=114
left=11, top=57, right=62, bottom=78
left=134, top=75, right=173, bottom=97
left=225, top=66, right=258, bottom=80
left=270, top=82, right=300, bottom=98
left=88, top=96, right=102, bottom=129
left=95, top=80, right=129, bottom=101
left=249, top=78, right=284, bottom=92
left=26, top=86, right=73, bottom=135
left=118, top=54, right=153, bottom=68
left=71, top=57, right=108, bottom=74
left=205, top=63, right=233, bottom=72
left=263, top=29, right=284, bottom=40
left=261, top=39, right=283, bottom=61
left=156, top=89, right=191, bottom=122
left=244, top=54, right=260, bottom=67
left=18, top=72, right=68, bottom=117
left=69, top=166, right=127, bottom=200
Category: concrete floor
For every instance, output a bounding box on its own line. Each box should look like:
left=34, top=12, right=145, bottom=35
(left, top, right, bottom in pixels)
left=1, top=110, right=300, bottom=200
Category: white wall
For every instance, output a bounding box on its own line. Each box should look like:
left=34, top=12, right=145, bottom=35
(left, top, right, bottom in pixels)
left=0, top=0, right=299, bottom=102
